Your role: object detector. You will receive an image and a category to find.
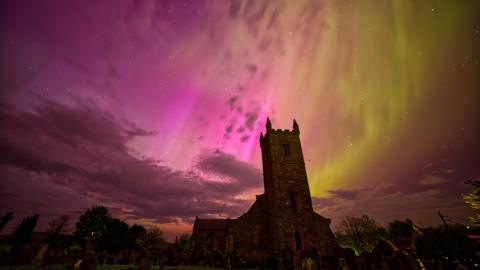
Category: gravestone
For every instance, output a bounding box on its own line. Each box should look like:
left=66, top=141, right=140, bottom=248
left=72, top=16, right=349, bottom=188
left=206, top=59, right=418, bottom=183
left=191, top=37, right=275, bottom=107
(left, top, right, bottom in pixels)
left=79, top=251, right=98, bottom=270
left=138, top=249, right=152, bottom=270
left=105, top=254, right=116, bottom=265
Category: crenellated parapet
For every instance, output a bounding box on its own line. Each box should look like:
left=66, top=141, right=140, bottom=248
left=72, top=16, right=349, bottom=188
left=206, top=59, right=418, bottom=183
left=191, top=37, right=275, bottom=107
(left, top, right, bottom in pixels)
left=260, top=118, right=300, bottom=148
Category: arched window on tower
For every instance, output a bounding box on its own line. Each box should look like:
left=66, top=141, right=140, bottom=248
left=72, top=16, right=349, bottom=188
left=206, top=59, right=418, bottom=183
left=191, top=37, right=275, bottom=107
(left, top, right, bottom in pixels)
left=295, top=231, right=302, bottom=250
left=282, top=142, right=290, bottom=155
left=290, top=192, right=297, bottom=213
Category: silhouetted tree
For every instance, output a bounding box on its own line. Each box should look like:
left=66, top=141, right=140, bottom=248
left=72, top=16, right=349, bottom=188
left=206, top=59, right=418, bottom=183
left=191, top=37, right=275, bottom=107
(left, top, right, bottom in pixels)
left=47, top=215, right=70, bottom=234
left=336, top=215, right=386, bottom=255
left=415, top=226, right=479, bottom=260
left=452, top=223, right=480, bottom=235
left=11, top=214, right=39, bottom=256
left=74, top=205, right=112, bottom=246
left=174, top=234, right=190, bottom=253
left=138, top=227, right=166, bottom=263
left=100, top=218, right=130, bottom=254
left=128, top=224, right=147, bottom=250
left=464, top=179, right=480, bottom=224
left=388, top=218, right=413, bottom=238
left=47, top=215, right=70, bottom=247
left=0, top=211, right=13, bottom=233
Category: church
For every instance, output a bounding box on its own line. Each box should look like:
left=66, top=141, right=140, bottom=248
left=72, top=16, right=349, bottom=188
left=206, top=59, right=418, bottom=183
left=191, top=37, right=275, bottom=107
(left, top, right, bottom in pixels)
left=189, top=119, right=337, bottom=266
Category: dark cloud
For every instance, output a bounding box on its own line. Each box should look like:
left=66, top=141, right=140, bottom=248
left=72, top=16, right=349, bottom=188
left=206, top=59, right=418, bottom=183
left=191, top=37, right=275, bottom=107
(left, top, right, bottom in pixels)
left=327, top=189, right=359, bottom=200
left=225, top=123, right=234, bottom=133
left=237, top=85, right=246, bottom=92
left=0, top=165, right=95, bottom=234
left=196, top=150, right=262, bottom=191
left=419, top=175, right=450, bottom=186
left=229, top=0, right=242, bottom=18
left=244, top=111, right=259, bottom=130
left=244, top=63, right=258, bottom=75
left=311, top=197, right=335, bottom=213
left=0, top=98, right=262, bottom=229
left=258, top=38, right=272, bottom=51
left=242, top=0, right=269, bottom=37
left=227, top=96, right=239, bottom=110
left=0, top=192, right=21, bottom=198
left=240, top=135, right=250, bottom=142
left=266, top=7, right=279, bottom=30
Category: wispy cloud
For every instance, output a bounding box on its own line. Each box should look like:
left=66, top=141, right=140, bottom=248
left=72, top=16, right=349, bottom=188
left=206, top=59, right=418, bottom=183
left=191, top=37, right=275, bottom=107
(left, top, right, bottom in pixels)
left=419, top=174, right=450, bottom=186
left=0, top=98, right=262, bottom=234
left=314, top=182, right=473, bottom=230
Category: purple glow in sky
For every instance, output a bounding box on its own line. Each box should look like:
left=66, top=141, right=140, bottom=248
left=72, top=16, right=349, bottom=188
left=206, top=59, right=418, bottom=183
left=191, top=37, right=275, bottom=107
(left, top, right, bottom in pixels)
left=1, top=0, right=479, bottom=239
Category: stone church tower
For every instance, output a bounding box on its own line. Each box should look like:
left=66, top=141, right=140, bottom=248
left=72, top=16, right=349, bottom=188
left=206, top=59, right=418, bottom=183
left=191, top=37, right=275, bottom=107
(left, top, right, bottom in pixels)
left=190, top=119, right=337, bottom=266
left=260, top=118, right=332, bottom=253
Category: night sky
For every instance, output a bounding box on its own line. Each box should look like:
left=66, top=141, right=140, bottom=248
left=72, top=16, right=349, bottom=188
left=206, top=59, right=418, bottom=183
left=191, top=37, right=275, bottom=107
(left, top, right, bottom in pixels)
left=1, top=0, right=479, bottom=240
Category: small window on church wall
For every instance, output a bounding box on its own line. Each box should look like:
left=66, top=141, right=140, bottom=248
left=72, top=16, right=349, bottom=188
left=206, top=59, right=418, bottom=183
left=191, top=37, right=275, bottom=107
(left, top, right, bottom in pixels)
left=290, top=192, right=297, bottom=212
left=206, top=233, right=215, bottom=249
left=295, top=231, right=302, bottom=250
left=282, top=143, right=290, bottom=155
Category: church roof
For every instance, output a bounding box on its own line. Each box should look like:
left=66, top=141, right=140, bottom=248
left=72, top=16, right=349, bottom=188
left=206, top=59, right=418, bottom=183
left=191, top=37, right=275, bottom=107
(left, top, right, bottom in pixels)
left=193, top=218, right=228, bottom=231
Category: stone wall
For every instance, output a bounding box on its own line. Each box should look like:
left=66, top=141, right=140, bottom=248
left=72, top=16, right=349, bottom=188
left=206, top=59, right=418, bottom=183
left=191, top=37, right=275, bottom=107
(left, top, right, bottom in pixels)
left=190, top=120, right=338, bottom=267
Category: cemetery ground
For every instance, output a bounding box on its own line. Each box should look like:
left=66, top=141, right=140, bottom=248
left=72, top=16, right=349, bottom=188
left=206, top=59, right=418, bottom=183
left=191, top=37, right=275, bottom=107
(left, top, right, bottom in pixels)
left=0, top=266, right=231, bottom=270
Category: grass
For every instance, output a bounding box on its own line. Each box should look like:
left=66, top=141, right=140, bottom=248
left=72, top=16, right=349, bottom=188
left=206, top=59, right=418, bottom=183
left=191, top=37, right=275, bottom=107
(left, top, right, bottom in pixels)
left=0, top=266, right=223, bottom=270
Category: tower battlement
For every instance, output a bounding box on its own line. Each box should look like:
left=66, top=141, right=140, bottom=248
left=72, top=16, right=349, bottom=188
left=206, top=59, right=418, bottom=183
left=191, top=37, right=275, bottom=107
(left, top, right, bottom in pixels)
left=260, top=118, right=300, bottom=147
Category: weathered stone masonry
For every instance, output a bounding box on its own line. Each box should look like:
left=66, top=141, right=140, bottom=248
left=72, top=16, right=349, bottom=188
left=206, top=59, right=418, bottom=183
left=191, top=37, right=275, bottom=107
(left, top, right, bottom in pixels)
left=190, top=119, right=337, bottom=266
